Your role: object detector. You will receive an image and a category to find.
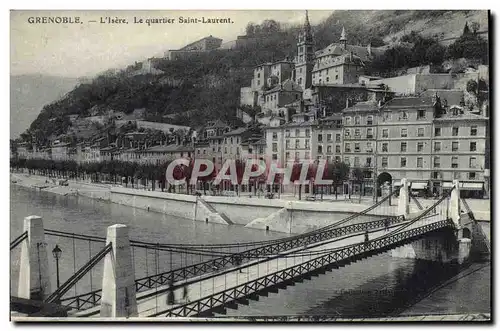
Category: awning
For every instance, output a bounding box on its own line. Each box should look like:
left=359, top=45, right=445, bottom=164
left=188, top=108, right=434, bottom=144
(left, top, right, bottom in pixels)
left=410, top=182, right=427, bottom=190
left=460, top=183, right=484, bottom=190
left=442, top=182, right=453, bottom=188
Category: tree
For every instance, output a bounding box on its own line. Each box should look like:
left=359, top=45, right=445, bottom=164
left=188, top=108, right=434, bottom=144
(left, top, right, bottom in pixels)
left=425, top=43, right=446, bottom=65
left=351, top=168, right=365, bottom=203
left=245, top=22, right=256, bottom=36
left=331, top=161, right=350, bottom=200
left=470, top=22, right=480, bottom=34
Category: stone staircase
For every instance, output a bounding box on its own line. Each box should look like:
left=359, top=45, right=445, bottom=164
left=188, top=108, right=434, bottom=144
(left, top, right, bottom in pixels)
left=198, top=198, right=234, bottom=225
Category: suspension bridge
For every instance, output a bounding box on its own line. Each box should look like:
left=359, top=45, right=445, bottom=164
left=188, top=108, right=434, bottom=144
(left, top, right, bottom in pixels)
left=10, top=179, right=488, bottom=318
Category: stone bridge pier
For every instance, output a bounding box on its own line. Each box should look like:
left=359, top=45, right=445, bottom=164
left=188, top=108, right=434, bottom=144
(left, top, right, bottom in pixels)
left=391, top=179, right=472, bottom=264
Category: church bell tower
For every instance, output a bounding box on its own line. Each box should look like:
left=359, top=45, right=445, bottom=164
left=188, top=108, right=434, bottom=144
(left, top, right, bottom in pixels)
left=295, top=10, right=314, bottom=91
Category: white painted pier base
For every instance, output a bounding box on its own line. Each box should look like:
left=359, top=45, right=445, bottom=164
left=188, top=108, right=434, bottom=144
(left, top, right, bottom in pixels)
left=100, top=224, right=138, bottom=318
left=18, top=216, right=52, bottom=300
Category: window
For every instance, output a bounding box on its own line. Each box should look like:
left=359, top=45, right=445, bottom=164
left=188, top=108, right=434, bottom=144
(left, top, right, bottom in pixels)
left=295, top=152, right=300, bottom=159
left=344, top=129, right=350, bottom=138
left=335, top=134, right=341, bottom=142
left=326, top=77, right=330, bottom=82
left=452, top=127, right=459, bottom=136
left=272, top=154, right=278, bottom=160
left=327, top=134, right=332, bottom=142
left=366, top=128, right=373, bottom=139
left=224, top=147, right=228, bottom=153
left=401, top=128, right=407, bottom=137
left=469, top=172, right=476, bottom=180
left=417, top=142, right=424, bottom=152
left=335, top=75, right=339, bottom=80
left=285, top=130, right=290, bottom=137
left=418, top=128, right=424, bottom=137
left=452, top=156, right=458, bottom=168
left=401, top=157, right=407, bottom=167
left=366, top=142, right=373, bottom=152
left=401, top=142, right=407, bottom=152
left=318, top=134, right=323, bottom=142
left=305, top=140, right=310, bottom=149
left=295, top=129, right=300, bottom=137
left=305, top=151, right=310, bottom=159
left=336, top=145, right=341, bottom=153
left=367, top=116, right=373, bottom=125
left=335, top=156, right=341, bottom=162
left=434, top=127, right=441, bottom=137
left=454, top=172, right=460, bottom=179
left=400, top=111, right=408, bottom=120
left=434, top=142, right=441, bottom=152
left=305, top=129, right=311, bottom=137
left=345, top=117, right=351, bottom=125
left=470, top=142, right=477, bottom=152
left=366, top=157, right=372, bottom=167
left=382, top=157, right=388, bottom=168
left=417, top=157, right=423, bottom=168
left=295, top=139, right=300, bottom=148
left=355, top=116, right=361, bottom=125
left=355, top=129, right=361, bottom=137
left=344, top=157, right=350, bottom=165
left=382, top=129, right=388, bottom=138
left=345, top=143, right=351, bottom=152
left=433, top=156, right=440, bottom=168
left=285, top=152, right=290, bottom=160
left=432, top=171, right=440, bottom=179
left=354, top=157, right=360, bottom=167
left=354, top=143, right=360, bottom=152
left=318, top=145, right=323, bottom=153
left=382, top=143, right=388, bottom=152
left=452, top=141, right=459, bottom=152
left=327, top=145, right=332, bottom=153
left=383, top=112, right=391, bottom=122
left=286, top=140, right=290, bottom=149
left=272, top=132, right=277, bottom=140
left=417, top=109, right=426, bottom=119
left=469, top=157, right=476, bottom=168
left=471, top=125, right=477, bottom=136
left=231, top=137, right=233, bottom=144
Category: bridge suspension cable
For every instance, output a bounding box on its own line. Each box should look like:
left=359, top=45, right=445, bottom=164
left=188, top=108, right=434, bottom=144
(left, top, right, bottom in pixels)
left=10, top=231, right=28, bottom=250
left=45, top=243, right=112, bottom=304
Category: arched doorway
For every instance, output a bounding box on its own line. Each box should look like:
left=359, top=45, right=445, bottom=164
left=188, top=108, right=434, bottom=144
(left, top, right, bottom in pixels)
left=462, top=228, right=472, bottom=239
left=377, top=172, right=392, bottom=197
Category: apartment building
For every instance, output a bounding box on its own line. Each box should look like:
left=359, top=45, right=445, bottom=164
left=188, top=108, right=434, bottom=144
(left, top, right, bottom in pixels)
left=377, top=95, right=488, bottom=197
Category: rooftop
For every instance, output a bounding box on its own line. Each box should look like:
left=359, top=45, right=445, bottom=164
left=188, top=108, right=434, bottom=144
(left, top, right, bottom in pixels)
left=146, top=144, right=194, bottom=153
left=382, top=97, right=434, bottom=108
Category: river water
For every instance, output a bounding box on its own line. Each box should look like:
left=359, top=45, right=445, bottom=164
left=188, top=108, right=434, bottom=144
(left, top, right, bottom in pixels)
left=10, top=185, right=491, bottom=317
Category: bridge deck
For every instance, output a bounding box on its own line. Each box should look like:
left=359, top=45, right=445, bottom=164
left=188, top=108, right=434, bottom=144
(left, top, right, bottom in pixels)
left=76, top=214, right=445, bottom=317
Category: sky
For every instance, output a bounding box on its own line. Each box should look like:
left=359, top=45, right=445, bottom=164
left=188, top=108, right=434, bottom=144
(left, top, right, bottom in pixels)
left=10, top=10, right=333, bottom=78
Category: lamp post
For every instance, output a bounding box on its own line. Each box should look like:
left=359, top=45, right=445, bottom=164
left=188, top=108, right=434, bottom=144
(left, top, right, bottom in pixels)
left=52, top=244, right=62, bottom=289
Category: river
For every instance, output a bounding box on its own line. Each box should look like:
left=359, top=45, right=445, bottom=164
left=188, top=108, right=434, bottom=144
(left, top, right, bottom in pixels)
left=10, top=185, right=491, bottom=317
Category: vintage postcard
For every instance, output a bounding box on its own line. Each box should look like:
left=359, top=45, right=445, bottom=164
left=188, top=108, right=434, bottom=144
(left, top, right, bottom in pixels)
left=9, top=9, right=491, bottom=322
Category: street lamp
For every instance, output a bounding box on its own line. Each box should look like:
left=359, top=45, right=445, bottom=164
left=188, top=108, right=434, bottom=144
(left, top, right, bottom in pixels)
left=52, top=244, right=62, bottom=289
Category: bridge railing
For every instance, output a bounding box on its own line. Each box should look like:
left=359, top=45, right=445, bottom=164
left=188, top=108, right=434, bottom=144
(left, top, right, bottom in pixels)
left=62, top=216, right=405, bottom=311
left=153, top=218, right=454, bottom=317
left=134, top=215, right=405, bottom=293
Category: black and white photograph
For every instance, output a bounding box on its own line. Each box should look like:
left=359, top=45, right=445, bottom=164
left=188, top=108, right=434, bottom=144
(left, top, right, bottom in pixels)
left=8, top=8, right=491, bottom=322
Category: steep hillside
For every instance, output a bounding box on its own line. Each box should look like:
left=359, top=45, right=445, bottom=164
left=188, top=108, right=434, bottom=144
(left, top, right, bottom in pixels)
left=10, top=74, right=80, bottom=139
left=22, top=10, right=488, bottom=145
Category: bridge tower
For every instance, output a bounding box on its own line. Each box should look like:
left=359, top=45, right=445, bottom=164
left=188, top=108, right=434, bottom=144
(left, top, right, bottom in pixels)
left=18, top=216, right=52, bottom=300
left=448, top=179, right=461, bottom=228
left=100, top=224, right=138, bottom=317
left=398, top=178, right=410, bottom=218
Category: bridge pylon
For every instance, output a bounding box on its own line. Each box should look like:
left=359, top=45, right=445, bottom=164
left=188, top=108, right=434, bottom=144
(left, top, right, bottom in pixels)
left=18, top=216, right=51, bottom=300
left=100, top=224, right=138, bottom=318
left=448, top=180, right=461, bottom=229
left=398, top=178, right=410, bottom=218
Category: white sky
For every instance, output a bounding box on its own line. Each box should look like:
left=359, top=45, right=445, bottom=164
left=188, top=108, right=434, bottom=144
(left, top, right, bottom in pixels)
left=10, top=10, right=333, bottom=77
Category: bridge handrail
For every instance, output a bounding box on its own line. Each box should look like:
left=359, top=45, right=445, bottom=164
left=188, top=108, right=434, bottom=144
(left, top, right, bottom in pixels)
left=68, top=216, right=405, bottom=310
left=153, top=219, right=453, bottom=317
left=133, top=216, right=405, bottom=293
left=10, top=231, right=28, bottom=250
